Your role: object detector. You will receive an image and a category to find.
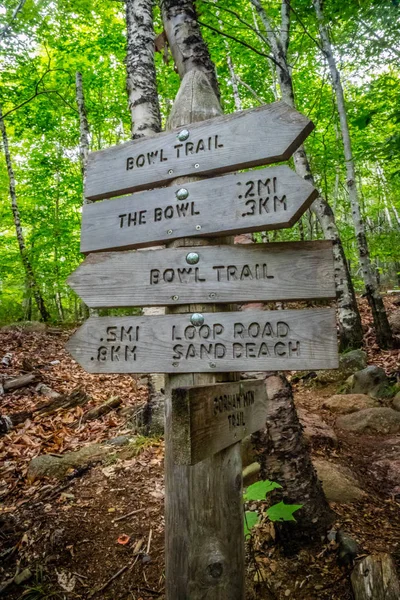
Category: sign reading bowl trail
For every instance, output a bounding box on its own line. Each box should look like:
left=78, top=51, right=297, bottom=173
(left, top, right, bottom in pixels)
left=66, top=308, right=338, bottom=374
left=171, top=380, right=269, bottom=466
left=69, top=241, right=335, bottom=308
left=80, top=165, right=317, bottom=253
left=85, top=101, right=314, bottom=201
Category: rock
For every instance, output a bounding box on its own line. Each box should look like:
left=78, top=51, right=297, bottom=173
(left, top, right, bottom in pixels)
left=322, top=394, right=379, bottom=414
left=297, top=408, right=338, bottom=447
left=337, top=530, right=360, bottom=566
left=349, top=366, right=389, bottom=398
left=314, top=349, right=367, bottom=384
left=336, top=408, right=400, bottom=435
left=389, top=309, right=400, bottom=334
left=105, top=435, right=131, bottom=447
left=392, top=392, right=400, bottom=412
left=371, top=458, right=400, bottom=496
left=27, top=444, right=110, bottom=481
left=14, top=568, right=32, bottom=586
left=313, top=458, right=365, bottom=503
left=243, top=462, right=260, bottom=488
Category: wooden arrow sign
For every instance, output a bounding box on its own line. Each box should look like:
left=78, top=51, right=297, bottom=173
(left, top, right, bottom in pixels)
left=66, top=308, right=338, bottom=374
left=80, top=165, right=317, bottom=253
left=69, top=241, right=335, bottom=307
left=171, top=380, right=269, bottom=466
left=85, top=101, right=314, bottom=201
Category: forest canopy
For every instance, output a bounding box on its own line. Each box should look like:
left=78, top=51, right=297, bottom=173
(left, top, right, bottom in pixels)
left=0, top=0, right=399, bottom=325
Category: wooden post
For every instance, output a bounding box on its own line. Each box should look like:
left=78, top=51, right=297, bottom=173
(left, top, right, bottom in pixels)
left=164, top=70, right=245, bottom=599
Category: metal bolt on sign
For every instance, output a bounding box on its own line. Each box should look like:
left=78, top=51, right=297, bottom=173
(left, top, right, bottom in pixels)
left=190, top=313, right=204, bottom=327
left=186, top=252, right=199, bottom=265
left=177, top=129, right=190, bottom=141
left=176, top=188, right=189, bottom=200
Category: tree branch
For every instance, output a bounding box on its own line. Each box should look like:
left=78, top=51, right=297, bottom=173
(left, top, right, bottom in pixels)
left=0, top=0, right=27, bottom=41
left=236, top=75, right=264, bottom=104
left=197, top=20, right=281, bottom=66
left=198, top=0, right=269, bottom=45
left=2, top=89, right=78, bottom=119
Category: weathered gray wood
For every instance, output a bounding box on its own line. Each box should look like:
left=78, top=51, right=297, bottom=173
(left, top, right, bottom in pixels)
left=81, top=164, right=317, bottom=252
left=69, top=241, right=335, bottom=307
left=81, top=165, right=318, bottom=253
left=160, top=71, right=244, bottom=600
left=66, top=308, right=338, bottom=374
left=85, top=101, right=314, bottom=200
left=351, top=553, right=400, bottom=600
left=172, top=380, right=268, bottom=465
left=3, top=373, right=37, bottom=392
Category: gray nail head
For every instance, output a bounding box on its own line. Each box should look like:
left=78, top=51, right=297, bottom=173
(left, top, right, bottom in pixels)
left=176, top=188, right=189, bottom=200
left=190, top=313, right=204, bottom=327
left=177, top=129, right=189, bottom=141
left=186, top=252, right=199, bottom=265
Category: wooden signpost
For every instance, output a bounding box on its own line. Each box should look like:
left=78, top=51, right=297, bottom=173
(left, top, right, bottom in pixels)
left=171, top=380, right=269, bottom=465
left=80, top=165, right=317, bottom=252
left=67, top=308, right=338, bottom=373
left=69, top=241, right=335, bottom=307
left=85, top=101, right=313, bottom=200
left=67, top=97, right=339, bottom=600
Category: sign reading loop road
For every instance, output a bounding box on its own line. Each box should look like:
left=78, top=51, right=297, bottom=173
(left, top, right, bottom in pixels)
left=67, top=308, right=338, bottom=374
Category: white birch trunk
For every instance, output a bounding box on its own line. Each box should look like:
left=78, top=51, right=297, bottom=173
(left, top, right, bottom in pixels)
left=226, top=51, right=242, bottom=111
left=125, top=0, right=164, bottom=431
left=250, top=0, right=363, bottom=350
left=126, top=0, right=161, bottom=139
left=0, top=105, right=50, bottom=322
left=75, top=72, right=90, bottom=193
left=160, top=0, right=220, bottom=101
left=314, top=0, right=393, bottom=349
left=75, top=72, right=96, bottom=319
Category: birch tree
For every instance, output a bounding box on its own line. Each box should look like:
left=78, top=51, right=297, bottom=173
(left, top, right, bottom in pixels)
left=75, top=72, right=90, bottom=189
left=0, top=105, right=50, bottom=322
left=313, top=0, right=394, bottom=349
left=250, top=0, right=363, bottom=351
left=125, top=0, right=164, bottom=434
left=126, top=0, right=161, bottom=138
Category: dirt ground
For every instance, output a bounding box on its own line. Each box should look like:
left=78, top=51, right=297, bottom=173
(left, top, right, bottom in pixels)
left=0, top=296, right=399, bottom=599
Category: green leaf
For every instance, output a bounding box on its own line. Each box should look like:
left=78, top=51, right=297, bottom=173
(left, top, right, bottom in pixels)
left=243, top=480, right=282, bottom=501
left=244, top=510, right=259, bottom=538
left=266, top=502, right=303, bottom=522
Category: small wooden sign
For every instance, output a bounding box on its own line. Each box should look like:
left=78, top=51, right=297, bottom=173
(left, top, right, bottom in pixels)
left=85, top=102, right=314, bottom=201
left=69, top=241, right=335, bottom=307
left=80, top=165, right=317, bottom=253
left=172, top=380, right=268, bottom=466
left=66, top=308, right=338, bottom=374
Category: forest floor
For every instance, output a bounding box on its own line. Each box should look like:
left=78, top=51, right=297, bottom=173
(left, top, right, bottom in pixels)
left=0, top=297, right=399, bottom=600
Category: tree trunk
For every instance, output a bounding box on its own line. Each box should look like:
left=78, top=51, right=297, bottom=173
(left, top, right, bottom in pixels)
left=160, top=0, right=220, bottom=101
left=0, top=105, right=50, bottom=322
left=75, top=72, right=90, bottom=186
left=226, top=51, right=242, bottom=111
left=314, top=0, right=393, bottom=349
left=75, top=72, right=94, bottom=320
left=252, top=375, right=334, bottom=552
left=126, top=0, right=161, bottom=139
left=250, top=0, right=363, bottom=350
left=124, top=0, right=165, bottom=433
left=351, top=553, right=400, bottom=600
